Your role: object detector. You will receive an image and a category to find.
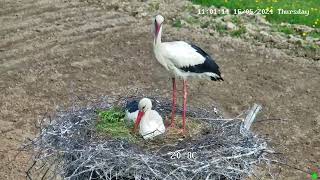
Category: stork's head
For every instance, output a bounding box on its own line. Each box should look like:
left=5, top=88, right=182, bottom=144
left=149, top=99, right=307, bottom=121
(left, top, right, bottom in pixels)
left=153, top=15, right=164, bottom=39
left=133, top=98, right=153, bottom=132
left=155, top=15, right=164, bottom=25
left=138, top=98, right=152, bottom=112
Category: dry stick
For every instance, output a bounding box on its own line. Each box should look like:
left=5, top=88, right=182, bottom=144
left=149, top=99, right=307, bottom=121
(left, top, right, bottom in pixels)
left=192, top=108, right=247, bottom=122
left=193, top=117, right=244, bottom=121
left=26, top=160, right=37, bottom=180
left=271, top=159, right=310, bottom=174
left=41, top=158, right=60, bottom=180
left=140, top=155, right=161, bottom=178
left=255, top=118, right=288, bottom=123
left=260, top=145, right=309, bottom=175
left=41, top=166, right=51, bottom=180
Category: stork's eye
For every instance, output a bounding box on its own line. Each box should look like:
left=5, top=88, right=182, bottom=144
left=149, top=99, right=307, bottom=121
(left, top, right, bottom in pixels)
left=143, top=106, right=146, bottom=109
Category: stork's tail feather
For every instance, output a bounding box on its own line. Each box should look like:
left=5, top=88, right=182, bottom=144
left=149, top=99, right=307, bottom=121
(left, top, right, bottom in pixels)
left=211, top=76, right=224, bottom=81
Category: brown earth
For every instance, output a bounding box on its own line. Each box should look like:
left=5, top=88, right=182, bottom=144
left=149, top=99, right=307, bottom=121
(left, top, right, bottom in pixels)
left=0, top=0, right=319, bottom=179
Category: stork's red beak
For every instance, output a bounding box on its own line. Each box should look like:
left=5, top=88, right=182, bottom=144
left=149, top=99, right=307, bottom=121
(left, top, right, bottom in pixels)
left=155, top=22, right=161, bottom=38
left=133, top=111, right=144, bottom=132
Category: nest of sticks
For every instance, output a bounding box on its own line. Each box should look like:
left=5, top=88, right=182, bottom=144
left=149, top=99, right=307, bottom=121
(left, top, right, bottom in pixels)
left=25, top=96, right=272, bottom=180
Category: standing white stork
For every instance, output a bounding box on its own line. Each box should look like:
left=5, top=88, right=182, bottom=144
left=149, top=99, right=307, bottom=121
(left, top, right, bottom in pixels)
left=152, top=15, right=223, bottom=133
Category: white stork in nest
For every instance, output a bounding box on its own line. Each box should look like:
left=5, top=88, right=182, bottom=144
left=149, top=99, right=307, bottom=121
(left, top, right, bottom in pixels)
left=152, top=15, right=223, bottom=133
left=133, top=98, right=166, bottom=139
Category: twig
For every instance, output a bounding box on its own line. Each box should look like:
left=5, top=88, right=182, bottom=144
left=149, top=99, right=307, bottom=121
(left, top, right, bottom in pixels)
left=192, top=117, right=244, bottom=121
left=271, top=159, right=309, bottom=174
left=255, top=118, right=288, bottom=123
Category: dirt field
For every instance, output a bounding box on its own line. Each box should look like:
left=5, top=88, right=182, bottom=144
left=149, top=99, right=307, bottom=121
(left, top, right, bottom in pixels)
left=0, top=0, right=319, bottom=179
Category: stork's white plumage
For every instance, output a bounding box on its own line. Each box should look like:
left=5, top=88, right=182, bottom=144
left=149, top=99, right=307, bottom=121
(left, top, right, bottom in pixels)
left=152, top=15, right=223, bottom=133
left=133, top=98, right=165, bottom=139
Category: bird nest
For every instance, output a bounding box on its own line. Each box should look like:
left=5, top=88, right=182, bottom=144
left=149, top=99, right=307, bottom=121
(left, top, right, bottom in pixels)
left=25, top=96, right=272, bottom=180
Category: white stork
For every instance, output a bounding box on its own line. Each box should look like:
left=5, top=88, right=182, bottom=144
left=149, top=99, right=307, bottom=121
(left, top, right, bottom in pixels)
left=133, top=98, right=166, bottom=139
left=152, top=15, right=223, bottom=133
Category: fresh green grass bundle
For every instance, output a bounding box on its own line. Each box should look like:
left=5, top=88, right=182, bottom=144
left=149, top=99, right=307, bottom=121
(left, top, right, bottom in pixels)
left=96, top=107, right=135, bottom=141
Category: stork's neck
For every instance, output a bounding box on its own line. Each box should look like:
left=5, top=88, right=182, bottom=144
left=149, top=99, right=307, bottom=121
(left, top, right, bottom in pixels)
left=141, top=109, right=151, bottom=120
left=153, top=26, right=162, bottom=46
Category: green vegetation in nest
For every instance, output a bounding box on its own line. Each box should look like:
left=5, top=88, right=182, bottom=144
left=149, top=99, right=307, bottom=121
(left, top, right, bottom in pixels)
left=96, top=107, right=136, bottom=141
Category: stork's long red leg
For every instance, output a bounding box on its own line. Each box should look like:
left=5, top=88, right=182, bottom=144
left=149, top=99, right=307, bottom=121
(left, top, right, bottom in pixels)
left=170, top=77, right=177, bottom=127
left=182, top=79, right=188, bottom=133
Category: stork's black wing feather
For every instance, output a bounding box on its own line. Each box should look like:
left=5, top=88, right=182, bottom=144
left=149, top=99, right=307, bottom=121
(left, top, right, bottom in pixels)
left=180, top=43, right=223, bottom=81
left=125, top=100, right=138, bottom=113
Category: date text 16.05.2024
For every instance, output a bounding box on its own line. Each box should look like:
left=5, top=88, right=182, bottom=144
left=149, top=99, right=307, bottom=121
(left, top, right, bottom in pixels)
left=198, top=8, right=274, bottom=15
